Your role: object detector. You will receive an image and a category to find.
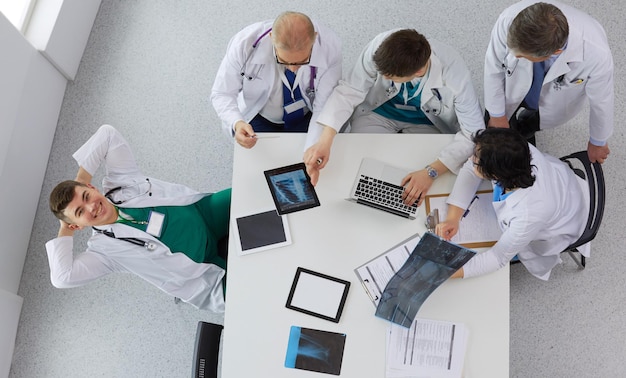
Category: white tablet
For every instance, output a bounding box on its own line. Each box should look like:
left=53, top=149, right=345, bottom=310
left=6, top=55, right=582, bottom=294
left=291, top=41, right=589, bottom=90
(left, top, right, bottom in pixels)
left=232, top=209, right=292, bottom=255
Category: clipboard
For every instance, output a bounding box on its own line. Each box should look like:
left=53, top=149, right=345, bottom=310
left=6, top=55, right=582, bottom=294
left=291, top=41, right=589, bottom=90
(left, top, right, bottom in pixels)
left=354, top=233, right=421, bottom=307
left=424, top=190, right=501, bottom=249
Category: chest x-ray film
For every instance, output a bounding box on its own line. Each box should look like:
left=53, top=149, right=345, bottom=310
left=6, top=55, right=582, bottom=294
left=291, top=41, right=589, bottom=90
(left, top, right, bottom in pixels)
left=264, top=162, right=320, bottom=215
left=375, top=232, right=476, bottom=328
left=233, top=209, right=292, bottom=255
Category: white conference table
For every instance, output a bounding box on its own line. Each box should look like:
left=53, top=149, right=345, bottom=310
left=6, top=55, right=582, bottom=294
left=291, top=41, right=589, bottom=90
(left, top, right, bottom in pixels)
left=222, top=133, right=509, bottom=377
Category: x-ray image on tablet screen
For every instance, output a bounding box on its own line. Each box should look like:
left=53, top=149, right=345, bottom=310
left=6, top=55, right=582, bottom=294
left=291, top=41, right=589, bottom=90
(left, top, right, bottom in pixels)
left=233, top=209, right=292, bottom=255
left=264, top=163, right=320, bottom=215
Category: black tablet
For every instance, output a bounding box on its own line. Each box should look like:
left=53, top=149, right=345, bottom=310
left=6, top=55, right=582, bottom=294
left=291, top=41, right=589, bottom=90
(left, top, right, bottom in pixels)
left=286, top=267, right=350, bottom=323
left=264, top=163, right=320, bottom=215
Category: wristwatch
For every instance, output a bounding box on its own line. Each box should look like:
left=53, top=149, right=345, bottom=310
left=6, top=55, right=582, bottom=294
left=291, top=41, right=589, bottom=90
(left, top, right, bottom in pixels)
left=425, top=165, right=438, bottom=179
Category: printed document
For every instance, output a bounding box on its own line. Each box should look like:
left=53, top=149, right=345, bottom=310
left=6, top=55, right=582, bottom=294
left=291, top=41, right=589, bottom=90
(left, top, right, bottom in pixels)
left=386, top=318, right=468, bottom=378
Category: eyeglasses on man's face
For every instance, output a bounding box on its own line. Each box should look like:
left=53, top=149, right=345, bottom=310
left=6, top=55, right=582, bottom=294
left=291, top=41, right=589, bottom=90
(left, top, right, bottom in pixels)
left=274, top=47, right=312, bottom=66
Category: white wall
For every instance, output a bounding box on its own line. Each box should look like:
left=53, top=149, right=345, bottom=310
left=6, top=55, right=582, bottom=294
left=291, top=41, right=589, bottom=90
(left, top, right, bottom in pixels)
left=0, top=1, right=101, bottom=375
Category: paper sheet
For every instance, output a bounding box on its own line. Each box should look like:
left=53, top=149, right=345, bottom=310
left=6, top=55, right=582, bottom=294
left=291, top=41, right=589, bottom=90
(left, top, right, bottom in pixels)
left=354, top=234, right=421, bottom=307
left=386, top=318, right=468, bottom=378
left=425, top=191, right=501, bottom=248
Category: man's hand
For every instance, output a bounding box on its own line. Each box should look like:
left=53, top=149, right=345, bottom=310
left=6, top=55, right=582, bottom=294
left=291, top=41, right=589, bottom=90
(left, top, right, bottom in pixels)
left=303, top=126, right=337, bottom=186
left=587, top=142, right=610, bottom=164
left=75, top=167, right=92, bottom=185
left=487, top=115, right=509, bottom=128
left=401, top=170, right=433, bottom=206
left=234, top=120, right=257, bottom=149
left=401, top=160, right=448, bottom=206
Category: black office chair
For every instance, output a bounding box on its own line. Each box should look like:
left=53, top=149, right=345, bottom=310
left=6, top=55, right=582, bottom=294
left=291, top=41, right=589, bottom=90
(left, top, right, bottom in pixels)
left=559, top=151, right=606, bottom=269
left=192, top=321, right=223, bottom=378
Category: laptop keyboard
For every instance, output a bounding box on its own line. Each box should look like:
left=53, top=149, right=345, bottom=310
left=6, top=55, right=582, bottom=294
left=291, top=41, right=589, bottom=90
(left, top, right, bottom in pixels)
left=355, top=175, right=418, bottom=215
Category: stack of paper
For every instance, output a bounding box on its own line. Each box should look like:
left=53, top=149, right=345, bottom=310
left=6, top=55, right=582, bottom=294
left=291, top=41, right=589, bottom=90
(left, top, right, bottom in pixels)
left=386, top=318, right=468, bottom=378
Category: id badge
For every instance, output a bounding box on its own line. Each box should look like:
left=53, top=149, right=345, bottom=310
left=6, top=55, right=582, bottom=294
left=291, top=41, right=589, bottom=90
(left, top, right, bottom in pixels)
left=395, top=103, right=418, bottom=111
left=284, top=99, right=307, bottom=114
left=145, top=211, right=165, bottom=237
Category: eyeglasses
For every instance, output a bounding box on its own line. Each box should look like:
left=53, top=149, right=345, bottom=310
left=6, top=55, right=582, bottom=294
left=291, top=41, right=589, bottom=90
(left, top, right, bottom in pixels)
left=274, top=48, right=311, bottom=66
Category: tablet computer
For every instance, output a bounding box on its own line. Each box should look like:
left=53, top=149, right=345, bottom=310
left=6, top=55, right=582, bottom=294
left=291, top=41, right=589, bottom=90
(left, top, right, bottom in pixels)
left=285, top=267, right=350, bottom=323
left=232, top=209, right=292, bottom=255
left=264, top=163, right=320, bottom=215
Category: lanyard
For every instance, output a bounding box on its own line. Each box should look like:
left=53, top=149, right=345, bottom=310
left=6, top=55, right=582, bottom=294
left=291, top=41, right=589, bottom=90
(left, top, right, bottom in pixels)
left=400, top=66, right=429, bottom=105
left=279, top=68, right=302, bottom=101
left=400, top=80, right=425, bottom=105
left=279, top=66, right=317, bottom=101
left=116, top=209, right=148, bottom=226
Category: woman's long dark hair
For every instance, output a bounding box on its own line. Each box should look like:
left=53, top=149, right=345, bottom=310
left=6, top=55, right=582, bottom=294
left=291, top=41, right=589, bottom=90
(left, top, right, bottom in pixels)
left=472, top=128, right=536, bottom=190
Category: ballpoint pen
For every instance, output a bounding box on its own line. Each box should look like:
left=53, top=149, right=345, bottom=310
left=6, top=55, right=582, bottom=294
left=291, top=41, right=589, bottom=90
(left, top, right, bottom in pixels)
left=462, top=195, right=479, bottom=219
left=248, top=135, right=280, bottom=139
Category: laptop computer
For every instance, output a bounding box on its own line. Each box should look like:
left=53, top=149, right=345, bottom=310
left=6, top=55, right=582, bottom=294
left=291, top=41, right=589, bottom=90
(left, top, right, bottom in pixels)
left=347, top=157, right=418, bottom=219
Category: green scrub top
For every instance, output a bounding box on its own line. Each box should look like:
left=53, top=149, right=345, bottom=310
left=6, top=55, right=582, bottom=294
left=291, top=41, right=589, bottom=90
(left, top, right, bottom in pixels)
left=116, top=189, right=231, bottom=270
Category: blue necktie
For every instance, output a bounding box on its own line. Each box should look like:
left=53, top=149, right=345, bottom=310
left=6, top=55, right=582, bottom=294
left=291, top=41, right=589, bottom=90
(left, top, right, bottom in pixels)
left=282, top=69, right=305, bottom=128
left=524, top=61, right=545, bottom=110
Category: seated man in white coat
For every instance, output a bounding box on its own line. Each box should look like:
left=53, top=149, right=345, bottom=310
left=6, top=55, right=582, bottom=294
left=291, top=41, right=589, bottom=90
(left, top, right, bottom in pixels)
left=46, top=125, right=230, bottom=313
left=211, top=11, right=341, bottom=150
left=436, top=128, right=589, bottom=280
left=484, top=1, right=613, bottom=163
left=304, top=29, right=485, bottom=205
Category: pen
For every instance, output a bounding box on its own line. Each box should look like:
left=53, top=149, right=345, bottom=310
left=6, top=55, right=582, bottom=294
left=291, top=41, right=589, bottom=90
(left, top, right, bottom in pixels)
left=570, top=78, right=584, bottom=84
left=249, top=135, right=280, bottom=139
left=462, top=195, right=479, bottom=219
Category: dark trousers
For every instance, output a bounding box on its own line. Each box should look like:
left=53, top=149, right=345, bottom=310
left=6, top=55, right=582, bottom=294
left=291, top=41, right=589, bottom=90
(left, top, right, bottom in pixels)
left=249, top=112, right=312, bottom=133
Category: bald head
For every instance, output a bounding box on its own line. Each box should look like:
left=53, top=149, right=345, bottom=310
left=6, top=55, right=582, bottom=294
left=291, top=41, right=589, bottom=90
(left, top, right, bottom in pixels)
left=271, top=11, right=315, bottom=51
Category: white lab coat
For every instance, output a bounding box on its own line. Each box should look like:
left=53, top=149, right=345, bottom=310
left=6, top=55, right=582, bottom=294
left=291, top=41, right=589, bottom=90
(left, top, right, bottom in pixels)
left=484, top=0, right=614, bottom=144
left=45, top=125, right=225, bottom=312
left=210, top=19, right=342, bottom=149
left=316, top=29, right=485, bottom=174
left=447, top=144, right=590, bottom=280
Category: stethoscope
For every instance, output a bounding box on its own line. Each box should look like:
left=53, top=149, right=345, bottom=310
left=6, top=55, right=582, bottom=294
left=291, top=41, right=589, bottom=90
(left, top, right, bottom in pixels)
left=93, top=227, right=157, bottom=251
left=98, top=178, right=157, bottom=250
left=239, top=28, right=317, bottom=102
left=104, top=178, right=152, bottom=205
left=240, top=28, right=272, bottom=80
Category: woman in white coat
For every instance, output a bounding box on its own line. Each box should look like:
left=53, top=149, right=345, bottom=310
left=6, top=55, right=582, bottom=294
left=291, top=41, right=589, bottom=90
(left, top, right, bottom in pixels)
left=45, top=125, right=229, bottom=312
left=436, top=128, right=589, bottom=280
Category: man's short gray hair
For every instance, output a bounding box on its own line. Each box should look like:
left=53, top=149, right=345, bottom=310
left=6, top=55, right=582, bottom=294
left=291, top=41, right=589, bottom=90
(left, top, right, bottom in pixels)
left=508, top=2, right=569, bottom=57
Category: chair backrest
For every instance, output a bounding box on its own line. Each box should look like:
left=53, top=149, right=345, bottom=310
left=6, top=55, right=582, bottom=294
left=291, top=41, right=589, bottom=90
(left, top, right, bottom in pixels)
left=192, top=321, right=223, bottom=378
left=560, top=151, right=606, bottom=249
